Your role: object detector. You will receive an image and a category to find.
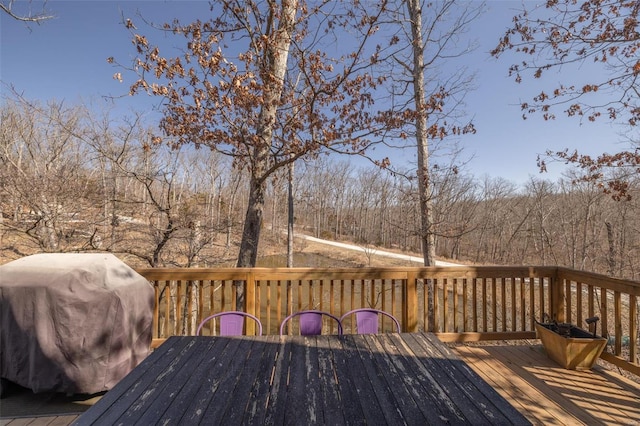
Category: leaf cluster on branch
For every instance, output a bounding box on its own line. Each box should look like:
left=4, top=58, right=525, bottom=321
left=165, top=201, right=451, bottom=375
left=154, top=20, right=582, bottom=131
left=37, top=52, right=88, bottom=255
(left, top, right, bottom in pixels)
left=492, top=0, right=640, bottom=199
left=110, top=2, right=396, bottom=171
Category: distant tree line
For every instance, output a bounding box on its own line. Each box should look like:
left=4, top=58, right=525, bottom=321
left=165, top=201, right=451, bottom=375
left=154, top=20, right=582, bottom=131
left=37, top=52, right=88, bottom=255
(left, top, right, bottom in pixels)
left=0, top=99, right=243, bottom=268
left=2, top=98, right=639, bottom=279
left=291, top=157, right=640, bottom=279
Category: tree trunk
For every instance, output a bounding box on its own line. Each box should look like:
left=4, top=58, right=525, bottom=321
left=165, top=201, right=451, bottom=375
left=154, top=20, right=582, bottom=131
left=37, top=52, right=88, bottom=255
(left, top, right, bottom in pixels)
left=407, top=0, right=436, bottom=332
left=287, top=158, right=294, bottom=267
left=237, top=178, right=265, bottom=268
left=407, top=0, right=436, bottom=267
left=235, top=0, right=297, bottom=307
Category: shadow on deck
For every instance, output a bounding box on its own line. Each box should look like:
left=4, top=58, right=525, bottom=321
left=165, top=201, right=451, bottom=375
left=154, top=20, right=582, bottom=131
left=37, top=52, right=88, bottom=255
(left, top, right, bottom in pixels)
left=451, top=342, right=640, bottom=425
left=0, top=383, right=101, bottom=426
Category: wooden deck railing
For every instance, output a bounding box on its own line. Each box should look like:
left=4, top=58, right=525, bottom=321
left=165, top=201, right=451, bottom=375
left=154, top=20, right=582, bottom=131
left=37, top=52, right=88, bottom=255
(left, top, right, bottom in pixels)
left=137, top=265, right=639, bottom=376
left=556, top=267, right=639, bottom=376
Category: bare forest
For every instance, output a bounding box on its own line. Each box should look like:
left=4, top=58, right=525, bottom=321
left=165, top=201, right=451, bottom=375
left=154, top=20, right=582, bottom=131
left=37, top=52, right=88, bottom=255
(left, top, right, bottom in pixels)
left=2, top=99, right=639, bottom=279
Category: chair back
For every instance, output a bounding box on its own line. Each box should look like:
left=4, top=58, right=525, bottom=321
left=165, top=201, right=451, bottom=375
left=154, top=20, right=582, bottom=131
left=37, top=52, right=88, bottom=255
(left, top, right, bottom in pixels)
left=299, top=312, right=323, bottom=335
left=196, top=311, right=263, bottom=336
left=355, top=310, right=380, bottom=334
left=340, top=309, right=401, bottom=334
left=279, top=310, right=343, bottom=335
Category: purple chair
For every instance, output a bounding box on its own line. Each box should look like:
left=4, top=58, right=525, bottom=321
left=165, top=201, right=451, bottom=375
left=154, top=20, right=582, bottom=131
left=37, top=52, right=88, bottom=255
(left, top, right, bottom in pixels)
left=196, top=311, right=263, bottom=336
left=279, top=310, right=343, bottom=336
left=340, top=308, right=401, bottom=334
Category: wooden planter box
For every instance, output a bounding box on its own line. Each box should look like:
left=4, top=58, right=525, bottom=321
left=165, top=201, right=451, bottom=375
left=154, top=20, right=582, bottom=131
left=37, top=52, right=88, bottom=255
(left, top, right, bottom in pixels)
left=535, top=323, right=607, bottom=370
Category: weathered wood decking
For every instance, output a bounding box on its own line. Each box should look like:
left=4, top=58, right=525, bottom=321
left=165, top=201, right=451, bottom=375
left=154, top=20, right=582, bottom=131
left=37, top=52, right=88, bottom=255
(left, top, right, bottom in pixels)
left=451, top=342, right=640, bottom=425
left=73, top=333, right=529, bottom=425
left=1, top=341, right=638, bottom=425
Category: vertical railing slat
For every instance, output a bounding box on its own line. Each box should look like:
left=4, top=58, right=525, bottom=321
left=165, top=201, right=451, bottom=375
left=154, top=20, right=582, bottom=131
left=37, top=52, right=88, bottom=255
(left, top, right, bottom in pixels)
left=433, top=279, right=439, bottom=333
left=153, top=281, right=159, bottom=340
left=630, top=295, right=637, bottom=364
left=483, top=278, right=489, bottom=332
left=164, top=281, right=170, bottom=337
left=453, top=278, right=459, bottom=333
left=176, top=280, right=182, bottom=335
left=528, top=277, right=535, bottom=331
left=510, top=277, right=516, bottom=332
left=519, top=278, right=525, bottom=331
left=576, top=281, right=583, bottom=328
left=493, top=278, right=499, bottom=332
left=601, top=288, right=609, bottom=338
left=500, top=278, right=507, bottom=332
left=472, top=278, right=478, bottom=332
left=442, top=279, right=448, bottom=333
left=614, top=291, right=622, bottom=356
left=340, top=280, right=345, bottom=325
left=462, top=279, right=468, bottom=333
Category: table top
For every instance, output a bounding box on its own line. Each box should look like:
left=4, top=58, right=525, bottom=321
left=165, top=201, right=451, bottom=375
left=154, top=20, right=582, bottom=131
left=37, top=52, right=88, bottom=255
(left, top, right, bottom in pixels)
left=75, top=333, right=530, bottom=425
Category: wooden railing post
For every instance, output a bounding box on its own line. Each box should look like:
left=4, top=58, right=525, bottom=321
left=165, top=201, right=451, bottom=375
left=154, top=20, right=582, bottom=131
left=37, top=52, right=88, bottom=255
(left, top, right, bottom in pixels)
left=403, top=272, right=417, bottom=332
left=245, top=271, right=256, bottom=335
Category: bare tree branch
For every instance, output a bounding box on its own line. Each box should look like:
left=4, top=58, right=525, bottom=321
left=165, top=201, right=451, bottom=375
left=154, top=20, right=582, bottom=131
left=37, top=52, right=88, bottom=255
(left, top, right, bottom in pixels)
left=1, top=0, right=53, bottom=23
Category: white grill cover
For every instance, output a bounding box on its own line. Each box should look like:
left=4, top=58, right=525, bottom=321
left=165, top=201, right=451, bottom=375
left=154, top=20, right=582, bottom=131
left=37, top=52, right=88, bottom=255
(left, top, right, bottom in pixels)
left=0, top=253, right=153, bottom=394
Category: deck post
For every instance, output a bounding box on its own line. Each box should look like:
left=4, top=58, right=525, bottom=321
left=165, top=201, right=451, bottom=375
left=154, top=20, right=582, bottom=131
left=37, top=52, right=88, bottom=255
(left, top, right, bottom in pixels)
left=245, top=271, right=257, bottom=335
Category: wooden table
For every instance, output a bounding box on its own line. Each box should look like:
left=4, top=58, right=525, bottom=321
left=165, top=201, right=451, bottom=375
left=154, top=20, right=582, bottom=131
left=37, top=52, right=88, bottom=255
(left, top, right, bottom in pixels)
left=74, top=333, right=530, bottom=425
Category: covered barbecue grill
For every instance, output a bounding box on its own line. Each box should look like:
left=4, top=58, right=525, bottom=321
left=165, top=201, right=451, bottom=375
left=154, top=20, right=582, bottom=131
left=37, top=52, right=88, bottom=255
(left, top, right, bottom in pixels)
left=0, top=253, right=154, bottom=395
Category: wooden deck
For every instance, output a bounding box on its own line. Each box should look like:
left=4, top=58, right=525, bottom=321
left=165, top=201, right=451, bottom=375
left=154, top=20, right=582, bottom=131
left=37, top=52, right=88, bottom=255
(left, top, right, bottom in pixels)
left=451, top=342, right=640, bottom=426
left=1, top=341, right=638, bottom=425
left=0, top=415, right=79, bottom=426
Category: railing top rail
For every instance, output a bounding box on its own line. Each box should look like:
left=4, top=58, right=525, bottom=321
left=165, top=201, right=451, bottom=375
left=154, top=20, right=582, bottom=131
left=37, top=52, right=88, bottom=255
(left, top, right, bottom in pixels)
left=137, top=268, right=252, bottom=280
left=557, top=266, right=640, bottom=296
left=136, top=265, right=640, bottom=294
left=137, top=265, right=559, bottom=277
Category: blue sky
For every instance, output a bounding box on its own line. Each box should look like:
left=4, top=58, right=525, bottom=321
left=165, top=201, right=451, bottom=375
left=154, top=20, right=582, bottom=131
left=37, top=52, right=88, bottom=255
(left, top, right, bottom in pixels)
left=1, top=1, right=626, bottom=186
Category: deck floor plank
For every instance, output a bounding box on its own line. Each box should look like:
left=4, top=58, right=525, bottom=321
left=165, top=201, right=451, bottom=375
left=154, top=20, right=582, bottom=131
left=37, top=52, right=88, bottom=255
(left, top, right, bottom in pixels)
left=453, top=344, right=576, bottom=425
left=452, top=343, right=640, bottom=426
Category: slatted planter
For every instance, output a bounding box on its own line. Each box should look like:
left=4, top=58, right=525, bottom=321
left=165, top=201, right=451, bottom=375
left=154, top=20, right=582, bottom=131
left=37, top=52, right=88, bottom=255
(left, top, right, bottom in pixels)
left=535, top=322, right=607, bottom=370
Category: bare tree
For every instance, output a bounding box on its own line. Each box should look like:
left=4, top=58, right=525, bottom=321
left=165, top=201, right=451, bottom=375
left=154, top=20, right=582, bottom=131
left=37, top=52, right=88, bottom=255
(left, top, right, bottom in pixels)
left=76, top=106, right=236, bottom=268
left=0, top=98, right=97, bottom=253
left=430, top=167, right=478, bottom=260
left=522, top=178, right=559, bottom=265
left=372, top=0, right=483, bottom=265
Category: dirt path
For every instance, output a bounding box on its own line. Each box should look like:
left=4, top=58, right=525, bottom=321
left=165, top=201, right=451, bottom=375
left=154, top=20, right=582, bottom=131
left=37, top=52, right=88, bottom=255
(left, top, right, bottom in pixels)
left=292, top=233, right=462, bottom=267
